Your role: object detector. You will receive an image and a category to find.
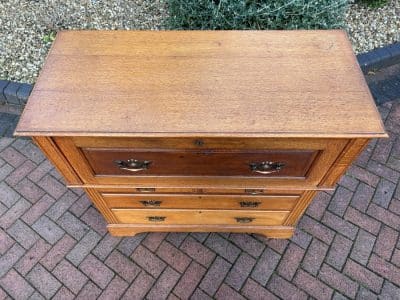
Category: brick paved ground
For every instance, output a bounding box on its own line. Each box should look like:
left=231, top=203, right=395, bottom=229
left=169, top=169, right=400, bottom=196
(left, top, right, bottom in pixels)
left=0, top=66, right=400, bottom=299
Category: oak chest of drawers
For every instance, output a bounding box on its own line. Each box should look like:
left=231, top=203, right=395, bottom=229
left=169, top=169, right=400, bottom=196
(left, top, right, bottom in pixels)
left=15, top=30, right=387, bottom=238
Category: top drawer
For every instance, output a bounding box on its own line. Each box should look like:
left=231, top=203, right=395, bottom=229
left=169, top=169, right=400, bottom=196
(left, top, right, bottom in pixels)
left=54, top=137, right=348, bottom=188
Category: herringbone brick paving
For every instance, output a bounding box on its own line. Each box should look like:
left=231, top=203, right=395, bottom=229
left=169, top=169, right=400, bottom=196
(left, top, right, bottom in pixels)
left=0, top=66, right=400, bottom=299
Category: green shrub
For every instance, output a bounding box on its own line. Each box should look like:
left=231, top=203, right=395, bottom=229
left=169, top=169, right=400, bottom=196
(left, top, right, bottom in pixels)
left=356, top=0, right=388, bottom=8
left=166, top=0, right=349, bottom=30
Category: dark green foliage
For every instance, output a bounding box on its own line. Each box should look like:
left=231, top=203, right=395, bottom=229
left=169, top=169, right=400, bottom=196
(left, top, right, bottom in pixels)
left=356, top=0, right=388, bottom=8
left=166, top=0, right=349, bottom=30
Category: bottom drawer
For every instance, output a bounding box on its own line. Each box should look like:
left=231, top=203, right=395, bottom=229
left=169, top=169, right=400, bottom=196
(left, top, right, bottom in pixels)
left=111, top=208, right=290, bottom=226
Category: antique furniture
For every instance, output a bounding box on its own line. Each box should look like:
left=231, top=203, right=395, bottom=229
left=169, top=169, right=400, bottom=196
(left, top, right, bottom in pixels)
left=15, top=30, right=387, bottom=238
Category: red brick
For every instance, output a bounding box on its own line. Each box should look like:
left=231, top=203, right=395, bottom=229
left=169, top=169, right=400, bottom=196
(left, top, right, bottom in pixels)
left=277, top=243, right=305, bottom=280
left=147, top=267, right=180, bottom=300
left=122, top=271, right=155, bottom=300
left=322, top=211, right=358, bottom=240
left=251, top=247, right=280, bottom=285
left=191, top=288, right=213, bottom=300
left=46, top=190, right=78, bottom=221
left=0, top=244, right=25, bottom=278
left=0, top=198, right=31, bottom=229
left=229, top=234, right=264, bottom=258
left=40, top=234, right=76, bottom=270
left=343, top=260, right=383, bottom=293
left=28, top=159, right=53, bottom=183
left=0, top=147, right=26, bottom=167
left=225, top=252, right=256, bottom=290
left=290, top=228, right=312, bottom=249
left=367, top=160, right=400, bottom=183
left=391, top=249, right=400, bottom=267
left=204, top=233, right=240, bottom=263
left=381, top=281, right=400, bottom=299
left=350, top=230, right=376, bottom=265
left=298, top=215, right=334, bottom=244
left=302, top=238, right=329, bottom=275
left=53, top=259, right=88, bottom=294
left=293, top=269, right=333, bottom=300
left=328, top=187, right=353, bottom=216
left=199, top=257, right=231, bottom=296
left=260, top=236, right=289, bottom=254
left=131, top=245, right=166, bottom=278
left=5, top=159, right=36, bottom=186
left=38, top=174, right=68, bottom=199
left=76, top=281, right=102, bottom=300
left=267, top=274, right=307, bottom=300
left=15, top=239, right=51, bottom=275
left=14, top=178, right=45, bottom=203
left=389, top=198, right=400, bottom=215
left=374, top=225, right=398, bottom=260
left=173, top=261, right=206, bottom=299
left=241, top=278, right=278, bottom=300
left=53, top=286, right=75, bottom=300
left=306, top=191, right=331, bottom=220
left=326, top=234, right=352, bottom=270
left=69, top=194, right=92, bottom=217
left=318, top=264, right=358, bottom=298
left=338, top=175, right=359, bottom=191
left=98, top=276, right=128, bottom=300
left=368, top=254, right=400, bottom=286
left=180, top=236, right=215, bottom=267
left=374, top=179, right=396, bottom=208
left=81, top=207, right=108, bottom=236
left=79, top=254, right=114, bottom=289
left=347, top=165, right=379, bottom=187
left=105, top=250, right=141, bottom=283
left=26, top=264, right=62, bottom=299
left=371, top=134, right=393, bottom=163
left=344, top=206, right=381, bottom=235
left=215, top=284, right=245, bottom=300
left=142, top=232, right=168, bottom=251
left=0, top=229, right=14, bottom=255
left=156, top=241, right=191, bottom=273
left=351, top=182, right=375, bottom=212
left=367, top=203, right=400, bottom=230
left=0, top=269, right=34, bottom=299
left=0, top=181, right=20, bottom=208
left=21, top=194, right=55, bottom=225
left=117, top=234, right=146, bottom=256
left=166, top=232, right=188, bottom=247
left=92, top=233, right=121, bottom=261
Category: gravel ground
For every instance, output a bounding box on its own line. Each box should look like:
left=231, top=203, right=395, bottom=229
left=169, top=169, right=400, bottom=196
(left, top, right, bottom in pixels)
left=0, top=0, right=399, bottom=84
left=346, top=0, right=400, bottom=54
left=0, top=0, right=167, bottom=84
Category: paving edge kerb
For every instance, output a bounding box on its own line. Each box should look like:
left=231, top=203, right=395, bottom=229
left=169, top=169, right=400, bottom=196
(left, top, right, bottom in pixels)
left=0, top=42, right=399, bottom=108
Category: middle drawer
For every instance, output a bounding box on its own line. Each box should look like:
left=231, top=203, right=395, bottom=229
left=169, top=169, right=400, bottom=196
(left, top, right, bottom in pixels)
left=101, top=192, right=300, bottom=210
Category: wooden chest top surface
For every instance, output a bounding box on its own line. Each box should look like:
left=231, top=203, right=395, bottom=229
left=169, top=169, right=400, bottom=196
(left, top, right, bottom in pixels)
left=16, top=30, right=386, bottom=138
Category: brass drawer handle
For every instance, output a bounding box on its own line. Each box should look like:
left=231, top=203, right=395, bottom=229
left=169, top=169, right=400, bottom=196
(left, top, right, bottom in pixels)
left=235, top=217, right=254, bottom=223
left=114, top=159, right=151, bottom=172
left=239, top=201, right=261, bottom=208
left=147, top=216, right=166, bottom=222
left=249, top=161, right=285, bottom=174
left=140, top=200, right=162, bottom=207
left=245, top=189, right=264, bottom=195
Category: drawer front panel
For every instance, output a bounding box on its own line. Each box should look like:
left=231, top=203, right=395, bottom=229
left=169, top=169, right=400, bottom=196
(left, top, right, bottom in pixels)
left=82, top=149, right=316, bottom=177
left=55, top=137, right=348, bottom=188
left=102, top=193, right=299, bottom=210
left=112, top=209, right=289, bottom=226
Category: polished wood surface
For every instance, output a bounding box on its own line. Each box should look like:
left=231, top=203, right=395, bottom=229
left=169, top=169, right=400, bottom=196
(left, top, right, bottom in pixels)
left=112, top=208, right=290, bottom=226
left=15, top=31, right=387, bottom=238
left=102, top=192, right=299, bottom=210
left=83, top=148, right=316, bottom=177
left=15, top=30, right=386, bottom=138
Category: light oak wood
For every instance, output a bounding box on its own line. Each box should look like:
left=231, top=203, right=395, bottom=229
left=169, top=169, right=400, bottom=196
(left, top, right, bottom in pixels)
left=15, top=31, right=386, bottom=138
left=15, top=31, right=387, bottom=238
left=102, top=192, right=299, bottom=210
left=111, top=208, right=290, bottom=226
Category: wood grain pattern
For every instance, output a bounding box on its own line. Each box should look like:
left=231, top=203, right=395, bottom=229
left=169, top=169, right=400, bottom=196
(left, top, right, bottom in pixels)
left=15, top=30, right=386, bottom=138
left=112, top=208, right=290, bottom=226
left=102, top=192, right=299, bottom=210
left=32, top=137, right=82, bottom=185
